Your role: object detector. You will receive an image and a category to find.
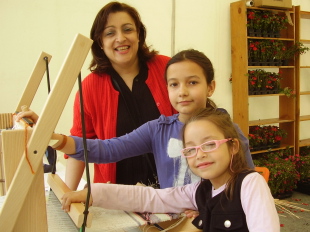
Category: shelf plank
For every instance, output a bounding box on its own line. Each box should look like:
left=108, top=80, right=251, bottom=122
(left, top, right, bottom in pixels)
left=248, top=66, right=295, bottom=68
left=247, top=37, right=294, bottom=41
left=249, top=118, right=294, bottom=126
left=300, top=115, right=310, bottom=121
left=300, top=91, right=310, bottom=95
left=300, top=66, right=310, bottom=68
left=299, top=139, right=310, bottom=147
left=301, top=11, right=310, bottom=19
left=251, top=145, right=294, bottom=155
left=300, top=39, right=310, bottom=44
left=249, top=93, right=286, bottom=97
left=247, top=6, right=293, bottom=13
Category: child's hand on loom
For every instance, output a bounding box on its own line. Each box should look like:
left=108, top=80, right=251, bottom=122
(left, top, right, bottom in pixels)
left=184, top=209, right=199, bottom=219
left=15, top=106, right=39, bottom=124
left=61, top=188, right=93, bottom=212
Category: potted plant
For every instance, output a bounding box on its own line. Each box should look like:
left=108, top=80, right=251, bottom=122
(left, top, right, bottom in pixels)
left=295, top=147, right=310, bottom=194
left=253, top=149, right=300, bottom=198
left=247, top=10, right=288, bottom=38
left=248, top=125, right=287, bottom=151
left=271, top=40, right=286, bottom=65
left=280, top=87, right=296, bottom=98
left=278, top=42, right=310, bottom=65
left=248, top=131, right=265, bottom=151
left=264, top=71, right=281, bottom=93
left=259, top=40, right=274, bottom=64
left=262, top=125, right=287, bottom=147
left=247, top=70, right=263, bottom=94
left=247, top=10, right=263, bottom=36
left=248, top=40, right=261, bottom=65
left=269, top=13, right=288, bottom=37
left=248, top=39, right=286, bottom=66
left=247, top=69, right=281, bottom=95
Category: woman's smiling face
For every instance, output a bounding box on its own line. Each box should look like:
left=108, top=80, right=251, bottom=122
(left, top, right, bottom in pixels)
left=101, top=11, right=139, bottom=68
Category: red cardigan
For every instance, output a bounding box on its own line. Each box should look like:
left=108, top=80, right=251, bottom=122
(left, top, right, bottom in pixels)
left=69, top=55, right=176, bottom=183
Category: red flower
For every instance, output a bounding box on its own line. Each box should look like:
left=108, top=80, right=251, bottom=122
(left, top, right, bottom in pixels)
left=248, top=11, right=255, bottom=20
left=275, top=135, right=282, bottom=141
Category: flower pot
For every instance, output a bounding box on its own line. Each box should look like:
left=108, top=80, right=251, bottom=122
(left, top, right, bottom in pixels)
left=273, top=190, right=293, bottom=199
left=266, top=59, right=274, bottom=66
left=262, top=31, right=269, bottom=38
left=271, top=141, right=280, bottom=148
left=266, top=87, right=279, bottom=94
left=249, top=89, right=264, bottom=95
left=254, top=29, right=262, bottom=37
left=274, top=59, right=282, bottom=66
left=260, top=61, right=268, bottom=66
left=248, top=58, right=260, bottom=66
left=281, top=60, right=289, bottom=66
left=295, top=179, right=310, bottom=195
left=247, top=28, right=256, bottom=37
left=271, top=31, right=280, bottom=38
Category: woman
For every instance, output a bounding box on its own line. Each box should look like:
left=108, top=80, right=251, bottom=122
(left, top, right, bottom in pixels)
left=65, top=2, right=176, bottom=190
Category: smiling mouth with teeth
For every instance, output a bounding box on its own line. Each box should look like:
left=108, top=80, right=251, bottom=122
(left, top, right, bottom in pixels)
left=115, top=46, right=130, bottom=51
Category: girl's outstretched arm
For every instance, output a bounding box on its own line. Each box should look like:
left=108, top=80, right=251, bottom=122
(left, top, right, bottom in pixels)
left=50, top=133, right=76, bottom=154
left=62, top=182, right=199, bottom=214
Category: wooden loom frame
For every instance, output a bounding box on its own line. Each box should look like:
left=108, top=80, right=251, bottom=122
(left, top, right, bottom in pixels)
left=0, top=33, right=93, bottom=231
left=0, top=51, right=52, bottom=196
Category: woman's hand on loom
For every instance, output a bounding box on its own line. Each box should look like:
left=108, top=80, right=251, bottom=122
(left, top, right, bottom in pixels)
left=184, top=209, right=199, bottom=219
left=61, top=188, right=93, bottom=212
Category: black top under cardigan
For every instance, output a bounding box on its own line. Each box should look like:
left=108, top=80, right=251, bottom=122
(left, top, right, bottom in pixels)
left=192, top=171, right=254, bottom=232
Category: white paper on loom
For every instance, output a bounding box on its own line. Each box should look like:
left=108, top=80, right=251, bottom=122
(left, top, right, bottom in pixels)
left=46, top=191, right=143, bottom=232
left=88, top=207, right=143, bottom=232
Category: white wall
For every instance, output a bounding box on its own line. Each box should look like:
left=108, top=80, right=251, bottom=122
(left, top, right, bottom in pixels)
left=1, top=0, right=309, bottom=177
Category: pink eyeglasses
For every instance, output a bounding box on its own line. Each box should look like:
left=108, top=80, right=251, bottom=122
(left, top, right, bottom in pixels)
left=181, top=138, right=233, bottom=158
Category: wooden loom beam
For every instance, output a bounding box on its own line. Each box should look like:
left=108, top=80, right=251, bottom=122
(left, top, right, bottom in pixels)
left=15, top=52, right=52, bottom=113
left=0, top=33, right=92, bottom=231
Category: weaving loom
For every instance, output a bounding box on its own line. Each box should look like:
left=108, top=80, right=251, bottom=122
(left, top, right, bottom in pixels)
left=0, top=33, right=93, bottom=231
left=0, top=33, right=201, bottom=232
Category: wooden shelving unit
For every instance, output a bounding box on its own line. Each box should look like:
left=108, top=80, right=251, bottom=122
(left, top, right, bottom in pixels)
left=230, top=1, right=296, bottom=154
left=295, top=7, right=310, bottom=153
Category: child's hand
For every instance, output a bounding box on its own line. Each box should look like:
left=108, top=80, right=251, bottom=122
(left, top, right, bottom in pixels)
left=61, top=188, right=92, bottom=212
left=184, top=209, right=199, bottom=219
left=15, top=106, right=39, bottom=124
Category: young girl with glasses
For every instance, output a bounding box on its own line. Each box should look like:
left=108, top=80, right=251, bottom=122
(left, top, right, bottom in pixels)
left=62, top=108, right=280, bottom=231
